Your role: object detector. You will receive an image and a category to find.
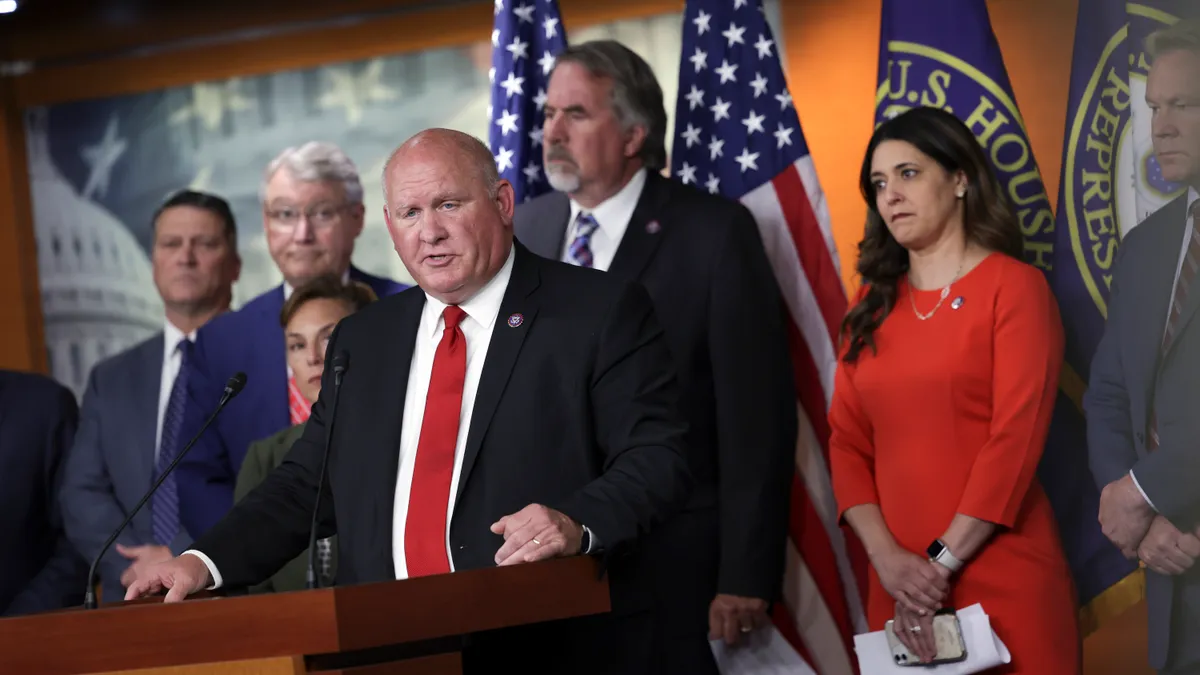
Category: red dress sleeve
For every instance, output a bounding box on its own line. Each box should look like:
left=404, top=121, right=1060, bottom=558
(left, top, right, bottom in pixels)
left=829, top=332, right=880, bottom=523
left=955, top=266, right=1065, bottom=527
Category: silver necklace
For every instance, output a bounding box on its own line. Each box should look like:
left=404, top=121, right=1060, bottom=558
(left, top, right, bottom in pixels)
left=909, top=259, right=964, bottom=321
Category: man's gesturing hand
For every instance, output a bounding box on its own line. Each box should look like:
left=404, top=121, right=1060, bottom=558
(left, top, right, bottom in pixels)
left=117, top=544, right=174, bottom=588
left=123, top=553, right=211, bottom=603
left=491, top=504, right=583, bottom=566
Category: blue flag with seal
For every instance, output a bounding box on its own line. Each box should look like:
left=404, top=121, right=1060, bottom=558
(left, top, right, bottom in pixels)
left=1051, top=0, right=1197, bottom=633
left=876, top=0, right=1135, bottom=634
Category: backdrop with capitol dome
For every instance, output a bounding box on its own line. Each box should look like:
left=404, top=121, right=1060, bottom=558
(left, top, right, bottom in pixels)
left=0, top=0, right=1158, bottom=673
left=18, top=3, right=784, bottom=399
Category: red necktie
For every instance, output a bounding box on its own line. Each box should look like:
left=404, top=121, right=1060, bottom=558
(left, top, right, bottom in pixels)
left=288, top=374, right=311, bottom=425
left=404, top=305, right=468, bottom=577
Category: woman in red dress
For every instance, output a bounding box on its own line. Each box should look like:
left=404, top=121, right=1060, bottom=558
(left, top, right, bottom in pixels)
left=828, top=107, right=1080, bottom=673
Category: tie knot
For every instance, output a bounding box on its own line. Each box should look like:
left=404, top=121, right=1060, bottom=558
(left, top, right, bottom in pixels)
left=176, top=338, right=192, bottom=361
left=575, top=212, right=600, bottom=237
left=442, top=306, right=467, bottom=332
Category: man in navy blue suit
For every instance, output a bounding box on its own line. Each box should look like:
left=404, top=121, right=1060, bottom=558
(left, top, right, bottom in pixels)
left=60, top=189, right=242, bottom=604
left=178, top=142, right=407, bottom=537
left=0, top=369, right=88, bottom=616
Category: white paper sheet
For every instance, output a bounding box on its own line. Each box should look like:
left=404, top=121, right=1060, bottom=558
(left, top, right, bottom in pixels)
left=710, top=624, right=820, bottom=674
left=852, top=603, right=1012, bottom=675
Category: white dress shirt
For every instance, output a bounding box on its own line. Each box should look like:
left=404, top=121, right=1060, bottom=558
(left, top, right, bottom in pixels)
left=186, top=248, right=516, bottom=588
left=560, top=168, right=647, bottom=271
left=156, top=321, right=196, bottom=463
left=1130, top=187, right=1200, bottom=512
left=390, top=246, right=514, bottom=578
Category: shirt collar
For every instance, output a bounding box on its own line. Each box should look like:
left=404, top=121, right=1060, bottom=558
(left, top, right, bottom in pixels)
left=283, top=268, right=352, bottom=301
left=567, top=168, right=647, bottom=238
left=421, top=244, right=516, bottom=339
left=163, top=320, right=195, bottom=353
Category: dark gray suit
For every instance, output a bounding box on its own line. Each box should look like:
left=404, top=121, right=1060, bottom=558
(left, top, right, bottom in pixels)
left=1085, top=194, right=1200, bottom=673
left=515, top=173, right=797, bottom=673
left=59, top=334, right=194, bottom=605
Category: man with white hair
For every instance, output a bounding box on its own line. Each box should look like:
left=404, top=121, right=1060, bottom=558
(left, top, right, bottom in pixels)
left=175, top=142, right=407, bottom=537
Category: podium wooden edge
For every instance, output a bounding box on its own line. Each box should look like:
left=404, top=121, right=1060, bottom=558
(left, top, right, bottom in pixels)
left=0, top=556, right=609, bottom=675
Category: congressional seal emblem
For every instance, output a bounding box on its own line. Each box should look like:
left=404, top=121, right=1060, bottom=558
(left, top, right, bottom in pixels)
left=1061, top=4, right=1185, bottom=318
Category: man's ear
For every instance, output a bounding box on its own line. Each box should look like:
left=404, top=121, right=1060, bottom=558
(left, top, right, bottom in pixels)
left=623, top=124, right=648, bottom=160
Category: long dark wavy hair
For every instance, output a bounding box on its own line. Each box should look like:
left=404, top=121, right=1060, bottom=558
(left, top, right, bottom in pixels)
left=840, top=106, right=1024, bottom=364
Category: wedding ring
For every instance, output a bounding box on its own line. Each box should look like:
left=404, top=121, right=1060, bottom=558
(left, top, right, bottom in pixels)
left=532, top=538, right=541, bottom=545
left=908, top=625, right=922, bottom=633
left=740, top=626, right=752, bottom=633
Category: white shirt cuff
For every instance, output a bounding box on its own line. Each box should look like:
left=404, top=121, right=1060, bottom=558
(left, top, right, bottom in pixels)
left=181, top=550, right=223, bottom=590
left=1129, top=469, right=1159, bottom=513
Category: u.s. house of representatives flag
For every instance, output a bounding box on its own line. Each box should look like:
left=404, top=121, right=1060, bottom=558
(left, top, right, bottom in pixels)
left=876, top=0, right=1137, bottom=634
left=672, top=0, right=869, bottom=673
left=1051, top=0, right=1196, bottom=631
left=488, top=0, right=567, bottom=203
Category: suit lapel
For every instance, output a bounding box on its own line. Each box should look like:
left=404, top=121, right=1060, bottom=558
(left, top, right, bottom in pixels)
left=605, top=173, right=672, bottom=282
left=258, top=288, right=290, bottom=428
left=1147, top=195, right=1195, bottom=362
left=371, top=291, right=424, bottom=573
left=521, top=193, right=571, bottom=261
left=1165, top=199, right=1200, bottom=357
left=455, top=244, right=541, bottom=505
left=132, top=335, right=165, bottom=489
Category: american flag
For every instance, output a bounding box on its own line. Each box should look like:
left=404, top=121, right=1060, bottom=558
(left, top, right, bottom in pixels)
left=488, top=0, right=567, bottom=203
left=671, top=1, right=869, bottom=673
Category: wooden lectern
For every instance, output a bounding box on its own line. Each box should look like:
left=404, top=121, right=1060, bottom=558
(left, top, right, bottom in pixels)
left=0, top=556, right=609, bottom=675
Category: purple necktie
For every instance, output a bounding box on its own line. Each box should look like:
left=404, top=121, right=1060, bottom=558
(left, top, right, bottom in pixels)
left=568, top=212, right=600, bottom=268
left=152, top=339, right=190, bottom=545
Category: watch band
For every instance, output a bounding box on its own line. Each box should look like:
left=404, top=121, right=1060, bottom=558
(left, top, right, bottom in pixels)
left=930, top=540, right=964, bottom=572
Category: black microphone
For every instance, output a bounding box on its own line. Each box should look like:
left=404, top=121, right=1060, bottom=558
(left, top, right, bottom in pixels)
left=306, top=351, right=348, bottom=589
left=82, top=372, right=248, bottom=610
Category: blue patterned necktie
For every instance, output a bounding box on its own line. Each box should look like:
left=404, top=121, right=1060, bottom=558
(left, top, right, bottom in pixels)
left=568, top=212, right=601, bottom=268
left=152, top=339, right=190, bottom=545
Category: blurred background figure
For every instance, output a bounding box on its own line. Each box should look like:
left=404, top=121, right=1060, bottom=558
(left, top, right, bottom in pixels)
left=60, top=189, right=240, bottom=606
left=234, top=274, right=377, bottom=593
left=176, top=142, right=408, bottom=540
left=0, top=370, right=87, bottom=616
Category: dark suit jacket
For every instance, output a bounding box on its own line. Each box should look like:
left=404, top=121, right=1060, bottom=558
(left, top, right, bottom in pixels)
left=59, top=334, right=196, bottom=606
left=0, top=370, right=88, bottom=616
left=177, top=266, right=407, bottom=538
left=233, top=422, right=335, bottom=593
left=191, top=242, right=692, bottom=671
left=514, top=172, right=797, bottom=633
left=1085, top=194, right=1200, bottom=670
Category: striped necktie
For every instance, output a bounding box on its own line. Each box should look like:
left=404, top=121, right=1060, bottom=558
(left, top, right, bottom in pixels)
left=568, top=212, right=601, bottom=268
left=152, top=339, right=190, bottom=545
left=1149, top=199, right=1200, bottom=450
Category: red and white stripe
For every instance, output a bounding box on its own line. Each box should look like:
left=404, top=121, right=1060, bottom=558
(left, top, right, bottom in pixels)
left=288, top=374, right=312, bottom=426
left=737, top=155, right=870, bottom=675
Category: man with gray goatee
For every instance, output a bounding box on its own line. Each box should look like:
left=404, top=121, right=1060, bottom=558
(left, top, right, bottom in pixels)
left=514, top=39, right=797, bottom=672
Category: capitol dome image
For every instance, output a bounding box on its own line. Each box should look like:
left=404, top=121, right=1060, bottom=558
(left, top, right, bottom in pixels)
left=26, top=108, right=163, bottom=400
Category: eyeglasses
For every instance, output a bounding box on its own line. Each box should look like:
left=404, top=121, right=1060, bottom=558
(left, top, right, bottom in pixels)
left=265, top=203, right=351, bottom=231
